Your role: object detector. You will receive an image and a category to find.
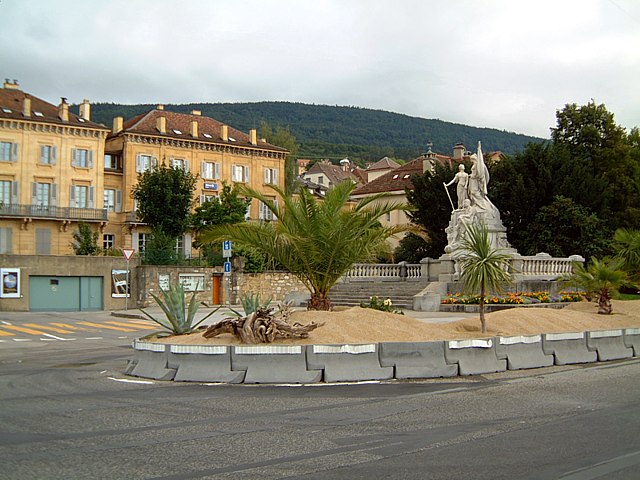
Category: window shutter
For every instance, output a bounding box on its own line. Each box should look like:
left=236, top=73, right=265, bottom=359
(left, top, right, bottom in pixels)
left=273, top=199, right=278, bottom=220
left=184, top=160, right=189, bottom=172
left=40, top=146, right=46, bottom=163
left=115, top=190, right=122, bottom=213
left=71, top=148, right=77, bottom=167
left=88, top=150, right=94, bottom=169
left=0, top=227, right=12, bottom=254
left=70, top=185, right=75, bottom=206
left=132, top=231, right=139, bottom=251
left=11, top=143, right=18, bottom=162
left=88, top=187, right=94, bottom=208
left=258, top=201, right=264, bottom=220
left=31, top=182, right=37, bottom=204
left=136, top=154, right=142, bottom=173
left=199, top=195, right=206, bottom=205
left=274, top=169, right=278, bottom=185
left=184, top=233, right=192, bottom=258
left=214, top=162, right=221, bottom=179
left=52, top=146, right=57, bottom=165
left=264, top=168, right=269, bottom=184
left=151, top=156, right=158, bottom=169
left=51, top=184, right=57, bottom=206
left=231, top=165, right=238, bottom=182
left=11, top=181, right=18, bottom=205
left=244, top=166, right=250, bottom=183
left=201, top=162, right=206, bottom=178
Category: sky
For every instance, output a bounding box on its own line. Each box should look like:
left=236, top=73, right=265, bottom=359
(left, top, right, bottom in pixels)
left=1, top=0, right=638, bottom=139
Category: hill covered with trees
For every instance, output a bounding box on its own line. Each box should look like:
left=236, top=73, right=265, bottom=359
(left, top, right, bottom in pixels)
left=90, top=101, right=542, bottom=163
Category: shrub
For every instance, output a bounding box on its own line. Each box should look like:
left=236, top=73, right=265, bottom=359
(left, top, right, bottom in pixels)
left=360, top=295, right=404, bottom=315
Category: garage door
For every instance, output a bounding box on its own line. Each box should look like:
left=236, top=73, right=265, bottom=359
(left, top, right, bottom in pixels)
left=29, top=276, right=103, bottom=311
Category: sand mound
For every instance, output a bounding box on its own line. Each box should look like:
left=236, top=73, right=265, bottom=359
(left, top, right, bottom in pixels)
left=154, top=299, right=640, bottom=345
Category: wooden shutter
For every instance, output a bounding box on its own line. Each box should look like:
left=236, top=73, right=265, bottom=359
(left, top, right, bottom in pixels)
left=31, top=182, right=37, bottom=205
left=11, top=182, right=18, bottom=205
left=71, top=148, right=77, bottom=167
left=88, top=150, right=94, bottom=169
left=51, top=146, right=57, bottom=165
left=115, top=190, right=122, bottom=213
left=136, top=154, right=142, bottom=172
left=244, top=166, right=250, bottom=183
left=88, top=187, right=94, bottom=208
left=69, top=185, right=75, bottom=206
left=11, top=142, right=18, bottom=162
left=0, top=227, right=12, bottom=254
left=51, top=184, right=57, bottom=206
left=264, top=168, right=269, bottom=184
left=214, top=162, right=221, bottom=179
left=40, top=146, right=46, bottom=163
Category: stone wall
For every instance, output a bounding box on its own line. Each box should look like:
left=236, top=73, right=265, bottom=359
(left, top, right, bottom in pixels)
left=233, top=271, right=306, bottom=304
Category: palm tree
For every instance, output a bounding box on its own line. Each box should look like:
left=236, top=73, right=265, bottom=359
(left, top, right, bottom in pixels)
left=198, top=181, right=415, bottom=310
left=567, top=257, right=631, bottom=314
left=458, top=223, right=513, bottom=333
left=614, top=228, right=640, bottom=280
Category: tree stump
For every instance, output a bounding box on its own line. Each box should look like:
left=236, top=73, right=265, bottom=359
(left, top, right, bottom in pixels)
left=202, top=304, right=324, bottom=344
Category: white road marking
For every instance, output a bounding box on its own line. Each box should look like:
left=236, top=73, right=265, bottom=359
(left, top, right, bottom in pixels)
left=85, top=337, right=103, bottom=340
left=41, top=333, right=71, bottom=341
left=1, top=321, right=11, bottom=325
left=12, top=338, right=32, bottom=342
left=107, top=377, right=154, bottom=385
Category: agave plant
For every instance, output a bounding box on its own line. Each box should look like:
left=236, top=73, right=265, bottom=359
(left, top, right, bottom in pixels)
left=140, top=283, right=220, bottom=336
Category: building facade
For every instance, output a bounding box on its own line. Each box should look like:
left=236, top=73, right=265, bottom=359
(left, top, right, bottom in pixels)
left=0, top=80, right=110, bottom=255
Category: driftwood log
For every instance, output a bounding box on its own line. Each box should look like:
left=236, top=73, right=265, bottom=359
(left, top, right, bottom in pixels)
left=202, top=304, right=324, bottom=344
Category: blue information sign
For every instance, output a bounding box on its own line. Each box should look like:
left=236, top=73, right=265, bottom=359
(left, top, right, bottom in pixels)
left=223, top=261, right=231, bottom=274
left=222, top=240, right=232, bottom=258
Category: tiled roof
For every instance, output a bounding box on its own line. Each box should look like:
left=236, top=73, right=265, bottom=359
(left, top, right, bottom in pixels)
left=116, top=109, right=287, bottom=152
left=304, top=161, right=361, bottom=186
left=0, top=87, right=108, bottom=130
left=352, top=157, right=425, bottom=195
left=368, top=156, right=400, bottom=171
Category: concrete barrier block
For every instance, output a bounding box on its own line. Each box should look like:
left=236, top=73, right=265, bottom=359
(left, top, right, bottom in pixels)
left=444, top=339, right=507, bottom=375
left=542, top=332, right=597, bottom=365
left=168, top=345, right=245, bottom=383
left=587, top=330, right=633, bottom=361
left=379, top=342, right=458, bottom=378
left=129, top=342, right=176, bottom=381
left=496, top=335, right=554, bottom=370
left=624, top=328, right=640, bottom=357
left=306, top=344, right=394, bottom=383
left=232, top=345, right=322, bottom=384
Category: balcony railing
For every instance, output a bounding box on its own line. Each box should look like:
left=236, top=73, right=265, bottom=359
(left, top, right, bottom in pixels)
left=0, top=203, right=108, bottom=221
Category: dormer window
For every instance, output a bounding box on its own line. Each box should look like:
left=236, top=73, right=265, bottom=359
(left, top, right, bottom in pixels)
left=2, top=108, right=12, bottom=114
left=202, top=133, right=212, bottom=139
left=33, top=111, right=44, bottom=117
left=172, top=129, right=182, bottom=135
left=228, top=136, right=236, bottom=142
left=78, top=117, right=85, bottom=123
left=392, top=174, right=399, bottom=179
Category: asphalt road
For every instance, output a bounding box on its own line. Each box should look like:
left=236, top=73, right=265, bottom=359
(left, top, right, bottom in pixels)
left=1, top=311, right=639, bottom=479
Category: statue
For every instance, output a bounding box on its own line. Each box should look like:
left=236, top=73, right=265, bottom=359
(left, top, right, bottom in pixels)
left=444, top=164, right=469, bottom=208
left=467, top=141, right=499, bottom=218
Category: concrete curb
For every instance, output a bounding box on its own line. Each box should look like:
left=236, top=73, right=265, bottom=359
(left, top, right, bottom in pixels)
left=128, top=328, right=640, bottom=383
left=444, top=339, right=507, bottom=375
left=495, top=335, right=554, bottom=370
left=542, top=332, right=598, bottom=365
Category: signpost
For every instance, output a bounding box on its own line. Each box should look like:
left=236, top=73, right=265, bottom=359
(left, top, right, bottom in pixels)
left=222, top=241, right=232, bottom=306
left=121, top=249, right=135, bottom=310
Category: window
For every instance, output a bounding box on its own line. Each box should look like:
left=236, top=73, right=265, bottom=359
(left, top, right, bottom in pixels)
left=34, top=182, right=51, bottom=208
left=170, top=157, right=188, bottom=171
left=136, top=154, right=157, bottom=173
left=175, top=236, right=183, bottom=254
left=0, top=180, right=12, bottom=205
left=232, top=164, right=250, bottom=183
left=104, top=154, right=121, bottom=171
left=36, top=228, right=51, bottom=255
left=104, top=189, right=116, bottom=212
left=0, top=227, right=12, bottom=254
left=138, top=233, right=147, bottom=252
left=70, top=185, right=94, bottom=209
left=40, top=145, right=57, bottom=165
left=199, top=194, right=217, bottom=205
left=103, top=234, right=115, bottom=250
left=318, top=175, right=324, bottom=184
left=264, top=168, right=278, bottom=185
left=71, top=148, right=93, bottom=168
left=259, top=198, right=278, bottom=221
left=0, top=141, right=18, bottom=162
left=201, top=161, right=220, bottom=180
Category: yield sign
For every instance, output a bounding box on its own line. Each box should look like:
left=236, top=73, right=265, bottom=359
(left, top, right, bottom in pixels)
left=122, top=248, right=135, bottom=261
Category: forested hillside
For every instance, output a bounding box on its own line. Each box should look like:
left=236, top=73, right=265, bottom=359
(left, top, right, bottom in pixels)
left=90, top=101, right=543, bottom=162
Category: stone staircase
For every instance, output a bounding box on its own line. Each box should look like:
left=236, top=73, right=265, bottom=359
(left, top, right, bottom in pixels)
left=329, top=280, right=429, bottom=310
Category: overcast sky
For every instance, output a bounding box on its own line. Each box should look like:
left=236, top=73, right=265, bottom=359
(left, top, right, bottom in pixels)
left=1, top=0, right=638, bottom=139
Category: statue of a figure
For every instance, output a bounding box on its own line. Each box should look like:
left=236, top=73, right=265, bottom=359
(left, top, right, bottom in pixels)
left=467, top=141, right=499, bottom=218
left=444, top=164, right=469, bottom=208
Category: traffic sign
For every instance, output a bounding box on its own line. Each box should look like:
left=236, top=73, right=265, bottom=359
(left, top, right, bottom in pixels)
left=223, top=261, right=231, bottom=274
left=222, top=240, right=232, bottom=258
left=122, top=249, right=135, bottom=261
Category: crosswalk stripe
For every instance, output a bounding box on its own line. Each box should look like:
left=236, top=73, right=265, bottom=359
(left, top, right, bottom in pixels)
left=50, top=322, right=91, bottom=331
left=23, top=323, right=74, bottom=334
left=123, top=319, right=156, bottom=326
left=1, top=325, right=46, bottom=335
left=0, top=329, right=15, bottom=336
left=77, top=321, right=138, bottom=332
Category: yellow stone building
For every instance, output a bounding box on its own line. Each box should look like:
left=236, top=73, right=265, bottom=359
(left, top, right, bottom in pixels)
left=0, top=80, right=109, bottom=255
left=0, top=81, right=288, bottom=257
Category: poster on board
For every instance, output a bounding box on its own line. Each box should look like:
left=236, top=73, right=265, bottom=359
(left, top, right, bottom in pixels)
left=0, top=268, right=20, bottom=298
left=111, top=269, right=130, bottom=298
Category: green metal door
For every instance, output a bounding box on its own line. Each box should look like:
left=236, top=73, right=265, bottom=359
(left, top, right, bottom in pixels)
left=80, top=277, right=103, bottom=311
left=29, top=276, right=80, bottom=311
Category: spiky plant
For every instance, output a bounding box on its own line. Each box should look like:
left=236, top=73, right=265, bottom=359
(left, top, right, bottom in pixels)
left=140, top=283, right=220, bottom=336
left=567, top=257, right=632, bottom=314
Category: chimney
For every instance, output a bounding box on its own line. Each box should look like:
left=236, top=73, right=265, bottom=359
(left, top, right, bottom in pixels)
left=22, top=96, right=31, bottom=117
left=113, top=116, right=123, bottom=134
left=58, top=97, right=69, bottom=122
left=453, top=143, right=465, bottom=161
left=249, top=128, right=257, bottom=146
left=423, top=157, right=435, bottom=174
left=3, top=79, right=20, bottom=90
left=156, top=116, right=166, bottom=134
left=221, top=125, right=229, bottom=141
left=79, top=99, right=91, bottom=121
left=191, top=120, right=198, bottom=138
left=191, top=109, right=201, bottom=116
left=157, top=104, right=164, bottom=111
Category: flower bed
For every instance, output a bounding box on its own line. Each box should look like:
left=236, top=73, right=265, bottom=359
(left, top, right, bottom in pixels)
left=441, top=291, right=586, bottom=305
